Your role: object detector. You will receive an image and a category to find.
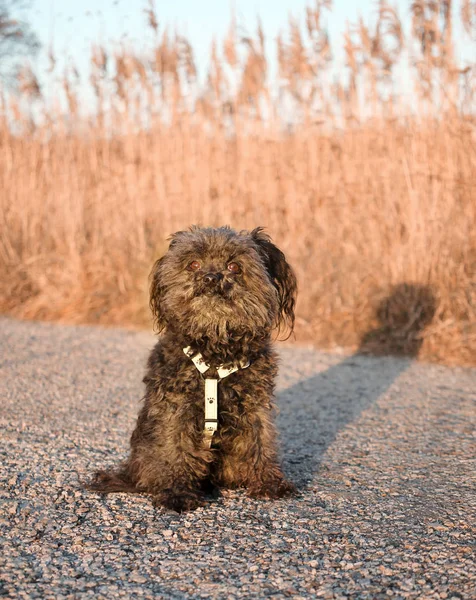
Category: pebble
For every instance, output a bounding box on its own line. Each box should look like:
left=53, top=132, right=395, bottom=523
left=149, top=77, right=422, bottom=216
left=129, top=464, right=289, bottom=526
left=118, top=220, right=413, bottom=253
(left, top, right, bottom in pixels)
left=1, top=318, right=475, bottom=599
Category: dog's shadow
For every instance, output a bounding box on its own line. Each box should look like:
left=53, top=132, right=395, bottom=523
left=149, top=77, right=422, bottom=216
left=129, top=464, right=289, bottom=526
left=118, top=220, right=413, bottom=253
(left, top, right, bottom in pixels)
left=277, top=283, right=436, bottom=490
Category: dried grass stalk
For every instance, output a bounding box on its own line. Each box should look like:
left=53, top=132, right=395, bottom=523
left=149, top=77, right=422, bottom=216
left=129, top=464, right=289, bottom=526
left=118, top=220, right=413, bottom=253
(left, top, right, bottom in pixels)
left=0, top=1, right=475, bottom=365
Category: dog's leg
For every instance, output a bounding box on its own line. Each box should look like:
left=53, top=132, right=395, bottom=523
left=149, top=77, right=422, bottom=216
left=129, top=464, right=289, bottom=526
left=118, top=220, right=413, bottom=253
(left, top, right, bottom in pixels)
left=127, top=446, right=210, bottom=513
left=216, top=404, right=295, bottom=499
left=128, top=402, right=213, bottom=513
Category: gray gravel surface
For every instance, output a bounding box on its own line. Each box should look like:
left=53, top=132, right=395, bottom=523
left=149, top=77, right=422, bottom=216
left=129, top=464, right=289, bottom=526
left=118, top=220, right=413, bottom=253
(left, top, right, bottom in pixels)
left=1, top=317, right=475, bottom=599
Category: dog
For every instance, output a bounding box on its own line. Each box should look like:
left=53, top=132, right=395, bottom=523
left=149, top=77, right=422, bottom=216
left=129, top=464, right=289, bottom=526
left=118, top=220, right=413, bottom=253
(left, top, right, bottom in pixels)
left=88, top=226, right=297, bottom=512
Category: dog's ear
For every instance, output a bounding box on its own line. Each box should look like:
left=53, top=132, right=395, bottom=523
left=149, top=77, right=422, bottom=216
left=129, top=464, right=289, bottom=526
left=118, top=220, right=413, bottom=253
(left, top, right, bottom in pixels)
left=149, top=232, right=184, bottom=331
left=149, top=253, right=168, bottom=332
left=150, top=230, right=192, bottom=330
left=251, top=227, right=297, bottom=337
left=149, top=228, right=198, bottom=331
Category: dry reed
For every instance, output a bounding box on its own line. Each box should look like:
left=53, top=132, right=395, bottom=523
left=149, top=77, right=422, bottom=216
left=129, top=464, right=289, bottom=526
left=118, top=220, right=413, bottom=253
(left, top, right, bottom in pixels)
left=1, top=0, right=475, bottom=364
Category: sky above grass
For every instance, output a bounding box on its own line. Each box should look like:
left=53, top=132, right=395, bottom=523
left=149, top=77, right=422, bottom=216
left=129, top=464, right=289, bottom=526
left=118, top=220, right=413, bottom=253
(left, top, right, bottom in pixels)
left=33, top=0, right=384, bottom=55
left=26, top=0, right=472, bottom=107
left=31, top=0, right=403, bottom=75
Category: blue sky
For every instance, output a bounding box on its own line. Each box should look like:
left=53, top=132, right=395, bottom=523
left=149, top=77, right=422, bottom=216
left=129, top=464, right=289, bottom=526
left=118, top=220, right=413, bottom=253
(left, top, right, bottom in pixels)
left=28, top=0, right=472, bottom=103
left=33, top=1, right=383, bottom=56
left=31, top=0, right=401, bottom=76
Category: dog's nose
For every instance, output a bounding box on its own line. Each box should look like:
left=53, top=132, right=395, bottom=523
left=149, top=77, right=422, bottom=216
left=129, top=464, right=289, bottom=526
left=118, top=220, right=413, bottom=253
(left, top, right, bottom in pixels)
left=203, top=272, right=223, bottom=284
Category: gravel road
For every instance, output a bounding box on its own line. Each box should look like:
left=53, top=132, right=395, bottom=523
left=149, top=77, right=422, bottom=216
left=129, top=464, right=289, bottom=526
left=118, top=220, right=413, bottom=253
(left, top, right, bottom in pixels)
left=1, top=317, right=475, bottom=599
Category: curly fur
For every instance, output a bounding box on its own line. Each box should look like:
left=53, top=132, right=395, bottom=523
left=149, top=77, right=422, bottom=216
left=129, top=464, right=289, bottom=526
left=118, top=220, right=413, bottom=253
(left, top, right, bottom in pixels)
left=88, top=226, right=297, bottom=512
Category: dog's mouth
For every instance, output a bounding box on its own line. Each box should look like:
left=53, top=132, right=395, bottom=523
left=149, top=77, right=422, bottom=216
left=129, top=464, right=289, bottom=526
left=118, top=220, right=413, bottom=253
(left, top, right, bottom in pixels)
left=194, top=282, right=233, bottom=299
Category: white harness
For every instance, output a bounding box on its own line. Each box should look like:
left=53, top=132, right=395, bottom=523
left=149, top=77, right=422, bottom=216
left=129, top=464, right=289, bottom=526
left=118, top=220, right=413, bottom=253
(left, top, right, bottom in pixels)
left=183, top=346, right=250, bottom=448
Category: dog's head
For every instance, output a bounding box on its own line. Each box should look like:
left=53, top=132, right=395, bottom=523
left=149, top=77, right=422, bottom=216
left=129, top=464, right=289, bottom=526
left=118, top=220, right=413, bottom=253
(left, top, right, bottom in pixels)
left=150, top=226, right=297, bottom=341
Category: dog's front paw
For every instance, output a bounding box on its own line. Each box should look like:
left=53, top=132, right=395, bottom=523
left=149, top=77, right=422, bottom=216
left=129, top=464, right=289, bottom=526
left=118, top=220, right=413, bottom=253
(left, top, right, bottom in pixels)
left=153, top=488, right=205, bottom=513
left=248, top=478, right=296, bottom=500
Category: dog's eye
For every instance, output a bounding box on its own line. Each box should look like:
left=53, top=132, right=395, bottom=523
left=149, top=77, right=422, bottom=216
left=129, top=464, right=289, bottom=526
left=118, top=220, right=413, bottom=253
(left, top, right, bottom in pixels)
left=227, top=262, right=241, bottom=274
left=188, top=260, right=201, bottom=271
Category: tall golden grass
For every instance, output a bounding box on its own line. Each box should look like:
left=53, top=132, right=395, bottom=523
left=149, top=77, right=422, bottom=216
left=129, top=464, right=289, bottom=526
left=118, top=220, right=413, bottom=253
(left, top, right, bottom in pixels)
left=1, top=1, right=475, bottom=364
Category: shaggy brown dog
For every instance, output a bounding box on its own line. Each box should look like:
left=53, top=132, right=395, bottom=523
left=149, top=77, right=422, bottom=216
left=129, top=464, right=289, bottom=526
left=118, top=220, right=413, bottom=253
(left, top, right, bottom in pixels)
left=88, top=226, right=297, bottom=512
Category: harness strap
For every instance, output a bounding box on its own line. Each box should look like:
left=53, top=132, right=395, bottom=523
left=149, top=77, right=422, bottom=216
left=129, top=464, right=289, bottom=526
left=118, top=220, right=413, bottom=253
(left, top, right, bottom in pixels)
left=183, top=347, right=250, bottom=447
left=204, top=379, right=218, bottom=447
